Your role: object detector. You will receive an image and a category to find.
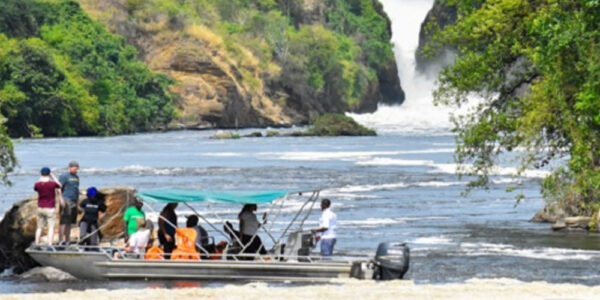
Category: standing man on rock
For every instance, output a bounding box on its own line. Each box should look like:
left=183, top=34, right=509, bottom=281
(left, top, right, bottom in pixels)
left=58, top=161, right=80, bottom=245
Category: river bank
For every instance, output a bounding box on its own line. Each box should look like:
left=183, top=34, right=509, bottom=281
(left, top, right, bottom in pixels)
left=4, top=278, right=600, bottom=300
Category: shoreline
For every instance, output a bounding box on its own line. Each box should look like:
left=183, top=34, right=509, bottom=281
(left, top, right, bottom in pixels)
left=3, top=278, right=600, bottom=300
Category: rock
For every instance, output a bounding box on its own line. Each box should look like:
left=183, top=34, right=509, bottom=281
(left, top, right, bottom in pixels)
left=243, top=131, right=262, bottom=138
left=0, top=187, right=135, bottom=274
left=551, top=221, right=567, bottom=231
left=212, top=131, right=240, bottom=139
left=564, top=216, right=591, bottom=229
left=416, top=0, right=458, bottom=74
left=266, top=130, right=280, bottom=137
left=304, top=114, right=376, bottom=136
left=531, top=203, right=567, bottom=223
left=19, top=266, right=76, bottom=282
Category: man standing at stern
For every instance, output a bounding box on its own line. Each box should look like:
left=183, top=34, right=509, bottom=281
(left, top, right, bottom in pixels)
left=311, top=198, right=337, bottom=257
left=58, top=161, right=80, bottom=244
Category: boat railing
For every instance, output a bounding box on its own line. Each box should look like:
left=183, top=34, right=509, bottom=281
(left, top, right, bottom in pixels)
left=28, top=244, right=365, bottom=264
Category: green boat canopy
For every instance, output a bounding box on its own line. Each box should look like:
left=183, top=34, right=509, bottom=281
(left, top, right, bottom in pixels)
left=136, top=189, right=302, bottom=205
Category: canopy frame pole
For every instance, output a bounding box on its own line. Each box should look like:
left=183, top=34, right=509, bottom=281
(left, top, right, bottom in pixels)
left=267, top=195, right=286, bottom=234
left=275, top=191, right=317, bottom=245
left=205, top=203, right=246, bottom=253
left=298, top=190, right=319, bottom=231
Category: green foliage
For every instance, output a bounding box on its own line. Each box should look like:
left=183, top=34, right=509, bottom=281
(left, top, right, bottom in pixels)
left=0, top=0, right=174, bottom=137
left=430, top=0, right=600, bottom=213
left=307, top=113, right=376, bottom=136
left=324, top=0, right=394, bottom=68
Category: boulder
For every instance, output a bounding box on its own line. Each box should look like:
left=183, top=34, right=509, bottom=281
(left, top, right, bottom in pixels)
left=0, top=187, right=135, bottom=274
left=19, top=266, right=76, bottom=282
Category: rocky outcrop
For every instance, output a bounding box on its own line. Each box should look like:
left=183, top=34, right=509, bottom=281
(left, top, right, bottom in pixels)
left=532, top=203, right=600, bottom=232
left=415, top=0, right=458, bottom=74
left=79, top=0, right=404, bottom=129
left=0, top=187, right=135, bottom=274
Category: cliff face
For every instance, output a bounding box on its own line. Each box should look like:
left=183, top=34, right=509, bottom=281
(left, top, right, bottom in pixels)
left=415, top=0, right=457, bottom=74
left=79, top=0, right=405, bottom=129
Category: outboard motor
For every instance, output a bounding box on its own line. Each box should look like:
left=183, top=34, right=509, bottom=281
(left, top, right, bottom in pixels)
left=373, top=242, right=409, bottom=280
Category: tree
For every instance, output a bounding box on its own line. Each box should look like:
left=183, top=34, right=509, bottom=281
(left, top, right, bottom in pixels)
left=429, top=0, right=600, bottom=214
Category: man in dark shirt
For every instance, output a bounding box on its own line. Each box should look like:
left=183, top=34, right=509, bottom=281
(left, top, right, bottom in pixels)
left=79, top=187, right=106, bottom=245
left=59, top=161, right=80, bottom=244
left=34, top=167, right=64, bottom=245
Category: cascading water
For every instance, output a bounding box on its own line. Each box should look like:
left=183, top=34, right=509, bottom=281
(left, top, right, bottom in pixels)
left=349, top=0, right=455, bottom=135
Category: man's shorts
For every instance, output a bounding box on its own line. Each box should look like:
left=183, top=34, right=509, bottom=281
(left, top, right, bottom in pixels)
left=37, top=207, right=56, bottom=230
left=60, top=201, right=78, bottom=225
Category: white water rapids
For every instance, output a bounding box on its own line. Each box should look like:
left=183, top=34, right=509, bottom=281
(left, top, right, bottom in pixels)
left=349, top=0, right=456, bottom=135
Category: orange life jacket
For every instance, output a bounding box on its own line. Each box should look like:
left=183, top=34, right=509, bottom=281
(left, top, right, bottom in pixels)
left=171, top=228, right=200, bottom=260
left=144, top=245, right=164, bottom=260
left=171, top=248, right=201, bottom=261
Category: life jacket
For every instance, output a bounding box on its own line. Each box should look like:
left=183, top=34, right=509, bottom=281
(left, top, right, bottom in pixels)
left=171, top=248, right=201, bottom=261
left=144, top=245, right=164, bottom=260
left=171, top=228, right=200, bottom=260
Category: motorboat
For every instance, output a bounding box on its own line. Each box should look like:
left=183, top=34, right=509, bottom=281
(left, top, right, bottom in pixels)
left=26, top=189, right=409, bottom=281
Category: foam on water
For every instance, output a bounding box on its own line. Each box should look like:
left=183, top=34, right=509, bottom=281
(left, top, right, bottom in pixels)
left=460, top=242, right=600, bottom=261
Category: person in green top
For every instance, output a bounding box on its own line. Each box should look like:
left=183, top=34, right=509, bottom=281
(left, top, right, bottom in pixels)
left=123, top=199, right=145, bottom=240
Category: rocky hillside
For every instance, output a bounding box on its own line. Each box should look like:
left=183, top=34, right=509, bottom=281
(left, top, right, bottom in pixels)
left=415, top=0, right=457, bottom=74
left=79, top=0, right=404, bottom=129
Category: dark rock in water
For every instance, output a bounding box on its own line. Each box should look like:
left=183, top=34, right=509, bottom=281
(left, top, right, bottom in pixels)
left=0, top=197, right=39, bottom=274
left=531, top=204, right=567, bottom=223
left=244, top=131, right=263, bottom=138
left=0, top=187, right=135, bottom=274
left=19, top=266, right=76, bottom=282
left=305, top=114, right=376, bottom=136
left=551, top=221, right=567, bottom=231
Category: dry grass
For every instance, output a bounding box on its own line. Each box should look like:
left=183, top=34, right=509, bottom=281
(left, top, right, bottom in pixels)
left=186, top=25, right=225, bottom=50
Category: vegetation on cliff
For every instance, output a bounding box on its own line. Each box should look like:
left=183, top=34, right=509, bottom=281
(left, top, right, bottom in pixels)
left=80, top=0, right=401, bottom=127
left=426, top=0, right=600, bottom=217
left=0, top=0, right=174, bottom=138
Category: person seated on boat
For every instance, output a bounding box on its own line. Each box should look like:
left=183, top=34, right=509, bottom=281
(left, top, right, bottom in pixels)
left=311, top=198, right=337, bottom=257
left=158, top=202, right=178, bottom=258
left=238, top=204, right=267, bottom=258
left=78, top=187, right=106, bottom=246
left=123, top=198, right=145, bottom=241
left=114, top=218, right=153, bottom=259
left=186, top=215, right=214, bottom=258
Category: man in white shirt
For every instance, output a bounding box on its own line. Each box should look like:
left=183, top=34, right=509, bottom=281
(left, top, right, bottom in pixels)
left=311, top=198, right=337, bottom=256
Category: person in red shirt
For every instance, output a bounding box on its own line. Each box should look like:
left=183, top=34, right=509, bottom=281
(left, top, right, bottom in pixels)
left=34, top=167, right=64, bottom=245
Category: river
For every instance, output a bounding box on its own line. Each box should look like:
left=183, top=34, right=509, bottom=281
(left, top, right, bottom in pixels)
left=3, top=0, right=600, bottom=294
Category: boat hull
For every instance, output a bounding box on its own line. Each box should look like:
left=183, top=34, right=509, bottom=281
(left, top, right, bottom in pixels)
left=26, top=247, right=353, bottom=281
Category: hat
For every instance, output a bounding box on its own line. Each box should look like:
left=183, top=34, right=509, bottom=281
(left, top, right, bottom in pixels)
left=87, top=187, right=98, bottom=197
left=40, top=167, right=50, bottom=175
left=68, top=161, right=79, bottom=168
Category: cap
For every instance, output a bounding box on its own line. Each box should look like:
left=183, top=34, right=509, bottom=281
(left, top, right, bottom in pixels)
left=40, top=167, right=50, bottom=175
left=68, top=161, right=79, bottom=168
left=87, top=187, right=98, bottom=197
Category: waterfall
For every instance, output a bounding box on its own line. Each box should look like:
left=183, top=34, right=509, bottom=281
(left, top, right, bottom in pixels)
left=349, top=0, right=456, bottom=135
